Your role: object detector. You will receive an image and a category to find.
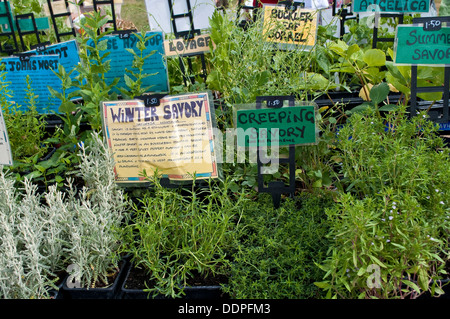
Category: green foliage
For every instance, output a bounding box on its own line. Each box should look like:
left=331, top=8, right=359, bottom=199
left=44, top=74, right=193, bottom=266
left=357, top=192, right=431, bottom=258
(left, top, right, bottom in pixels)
left=1, top=74, right=48, bottom=161
left=224, top=191, right=334, bottom=299
left=316, top=106, right=450, bottom=298
left=120, top=174, right=249, bottom=298
left=207, top=10, right=334, bottom=108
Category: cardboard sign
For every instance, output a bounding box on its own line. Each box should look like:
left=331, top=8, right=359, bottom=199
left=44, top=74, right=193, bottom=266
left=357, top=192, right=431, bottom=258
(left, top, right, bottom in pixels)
left=236, top=105, right=317, bottom=147
left=262, top=5, right=318, bottom=50
left=145, top=0, right=216, bottom=34
left=394, top=25, right=450, bottom=65
left=164, top=34, right=214, bottom=57
left=1, top=55, right=62, bottom=113
left=0, top=107, right=13, bottom=166
left=102, top=92, right=219, bottom=184
left=92, top=31, right=169, bottom=94
left=352, top=0, right=429, bottom=13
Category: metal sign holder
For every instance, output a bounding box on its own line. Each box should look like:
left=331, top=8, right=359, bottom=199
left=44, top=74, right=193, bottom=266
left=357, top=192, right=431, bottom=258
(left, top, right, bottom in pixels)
left=0, top=0, right=19, bottom=54
left=93, top=0, right=118, bottom=32
left=372, top=12, right=404, bottom=49
left=167, top=0, right=208, bottom=85
left=46, top=0, right=76, bottom=43
left=255, top=95, right=296, bottom=208
left=332, top=1, right=358, bottom=39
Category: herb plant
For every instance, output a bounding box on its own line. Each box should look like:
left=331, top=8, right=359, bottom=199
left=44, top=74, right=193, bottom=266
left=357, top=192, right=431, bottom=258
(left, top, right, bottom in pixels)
left=224, top=191, right=334, bottom=299
left=120, top=174, right=248, bottom=298
left=316, top=106, right=450, bottom=298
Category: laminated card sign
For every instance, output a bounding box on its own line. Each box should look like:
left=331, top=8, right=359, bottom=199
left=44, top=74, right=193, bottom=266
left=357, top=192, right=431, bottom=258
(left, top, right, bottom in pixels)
left=394, top=24, right=450, bottom=65
left=236, top=105, right=317, bottom=147
left=262, top=4, right=318, bottom=50
left=102, top=92, right=219, bottom=185
left=352, top=0, right=429, bottom=12
left=1, top=55, right=62, bottom=113
left=93, top=31, right=170, bottom=94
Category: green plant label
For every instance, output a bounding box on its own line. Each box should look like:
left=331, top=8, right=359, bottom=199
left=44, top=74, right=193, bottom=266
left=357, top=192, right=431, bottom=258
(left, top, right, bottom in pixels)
left=394, top=25, right=450, bottom=65
left=0, top=55, right=62, bottom=113
left=236, top=105, right=317, bottom=147
left=352, top=0, right=429, bottom=12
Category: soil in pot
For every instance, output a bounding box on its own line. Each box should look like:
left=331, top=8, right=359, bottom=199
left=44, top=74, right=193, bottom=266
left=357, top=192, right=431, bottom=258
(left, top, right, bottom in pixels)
left=61, top=259, right=128, bottom=299
left=120, top=265, right=229, bottom=299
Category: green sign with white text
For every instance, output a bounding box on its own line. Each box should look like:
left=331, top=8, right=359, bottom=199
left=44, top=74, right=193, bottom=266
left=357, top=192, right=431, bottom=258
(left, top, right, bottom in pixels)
left=395, top=25, right=450, bottom=65
left=353, top=0, right=429, bottom=12
left=236, top=105, right=317, bottom=147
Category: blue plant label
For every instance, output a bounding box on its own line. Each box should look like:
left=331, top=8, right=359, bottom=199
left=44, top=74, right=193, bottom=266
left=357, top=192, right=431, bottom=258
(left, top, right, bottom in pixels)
left=1, top=55, right=62, bottom=114
left=26, top=39, right=81, bottom=98
left=91, top=31, right=169, bottom=94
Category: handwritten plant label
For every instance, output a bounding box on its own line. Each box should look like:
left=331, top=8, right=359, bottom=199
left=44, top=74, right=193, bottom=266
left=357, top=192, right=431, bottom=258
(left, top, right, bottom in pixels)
left=0, top=107, right=13, bottom=166
left=394, top=25, right=450, bottom=65
left=164, top=34, right=215, bottom=57
left=26, top=40, right=81, bottom=98
left=102, top=92, right=219, bottom=184
left=352, top=0, right=429, bottom=12
left=262, top=5, right=317, bottom=50
left=93, top=31, right=169, bottom=95
left=236, top=105, right=317, bottom=147
left=1, top=55, right=62, bottom=113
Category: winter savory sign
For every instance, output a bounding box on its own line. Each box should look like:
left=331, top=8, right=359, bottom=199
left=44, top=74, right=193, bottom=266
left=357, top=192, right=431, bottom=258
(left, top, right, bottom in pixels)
left=394, top=24, right=450, bottom=65
left=102, top=92, right=219, bottom=185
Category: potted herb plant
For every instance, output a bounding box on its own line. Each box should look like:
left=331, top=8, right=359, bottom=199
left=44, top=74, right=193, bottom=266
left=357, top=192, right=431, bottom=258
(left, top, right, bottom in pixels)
left=119, top=173, right=248, bottom=299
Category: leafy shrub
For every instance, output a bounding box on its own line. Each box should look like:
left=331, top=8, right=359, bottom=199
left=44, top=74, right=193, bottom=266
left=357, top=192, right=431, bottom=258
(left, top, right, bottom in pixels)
left=224, top=191, right=334, bottom=299
left=316, top=106, right=450, bottom=298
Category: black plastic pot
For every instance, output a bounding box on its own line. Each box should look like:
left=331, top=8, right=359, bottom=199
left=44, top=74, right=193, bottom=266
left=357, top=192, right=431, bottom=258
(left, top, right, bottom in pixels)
left=119, top=264, right=228, bottom=300
left=60, top=259, right=129, bottom=299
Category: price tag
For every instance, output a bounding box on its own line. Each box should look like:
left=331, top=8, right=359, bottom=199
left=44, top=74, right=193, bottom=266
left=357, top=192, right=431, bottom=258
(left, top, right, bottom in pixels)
left=423, top=19, right=442, bottom=31
left=135, top=94, right=166, bottom=107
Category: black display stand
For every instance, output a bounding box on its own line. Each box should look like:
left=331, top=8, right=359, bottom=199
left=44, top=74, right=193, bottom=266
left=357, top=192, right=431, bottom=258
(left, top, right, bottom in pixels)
left=331, top=1, right=358, bottom=39
left=372, top=12, right=404, bottom=49
left=93, top=0, right=118, bottom=32
left=409, top=16, right=450, bottom=124
left=0, top=0, right=19, bottom=54
left=46, top=0, right=76, bottom=43
left=167, top=0, right=208, bottom=85
left=15, top=13, right=47, bottom=51
left=255, top=96, right=296, bottom=208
